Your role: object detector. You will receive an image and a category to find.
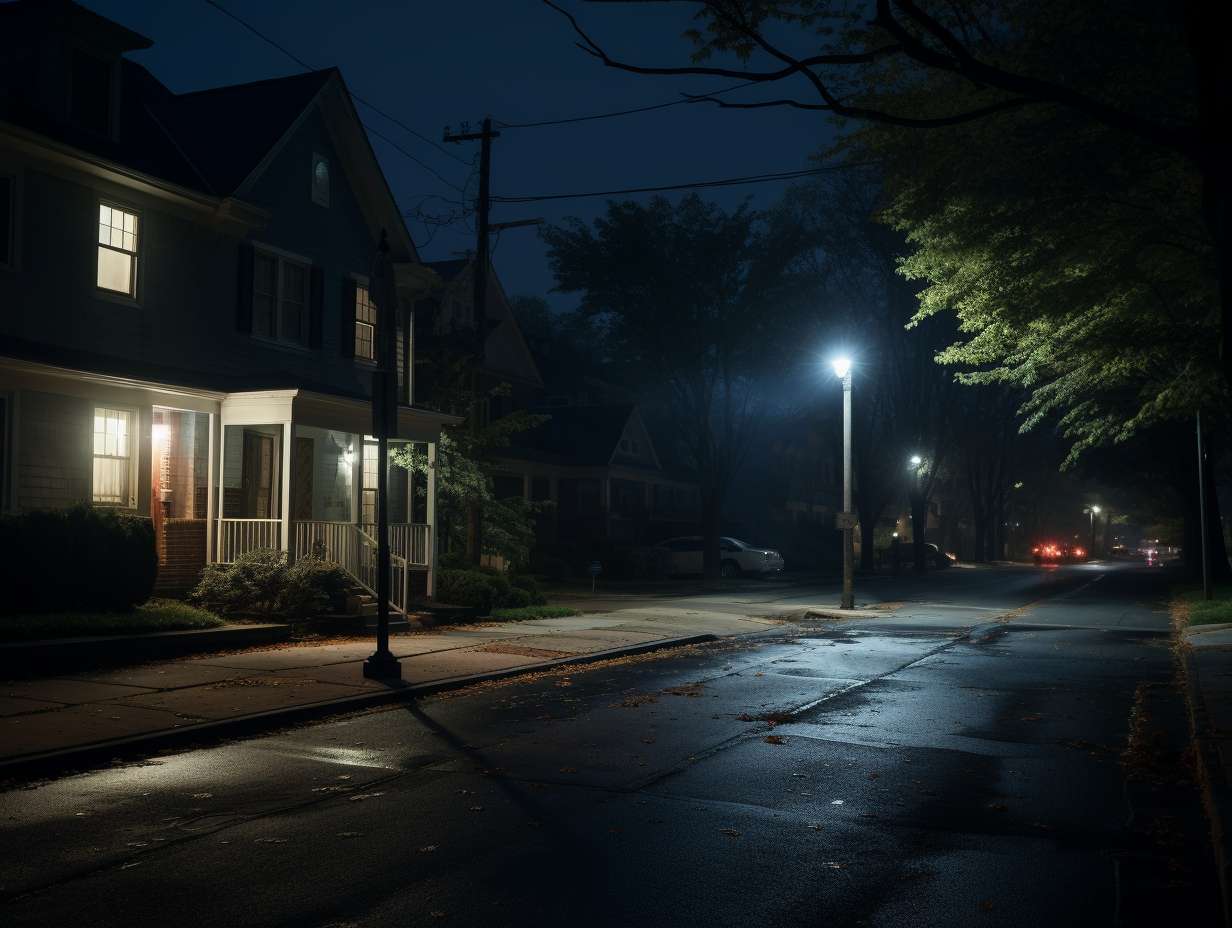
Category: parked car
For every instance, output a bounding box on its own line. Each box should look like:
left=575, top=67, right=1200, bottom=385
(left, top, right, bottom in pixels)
left=655, top=536, right=785, bottom=578
left=894, top=542, right=955, bottom=569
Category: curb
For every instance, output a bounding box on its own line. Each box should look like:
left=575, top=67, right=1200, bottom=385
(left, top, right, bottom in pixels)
left=1181, top=647, right=1232, bottom=927
left=804, top=608, right=888, bottom=620
left=0, top=632, right=718, bottom=783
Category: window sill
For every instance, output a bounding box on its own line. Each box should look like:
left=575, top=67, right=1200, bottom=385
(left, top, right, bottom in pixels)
left=251, top=335, right=313, bottom=354
left=95, top=288, right=140, bottom=308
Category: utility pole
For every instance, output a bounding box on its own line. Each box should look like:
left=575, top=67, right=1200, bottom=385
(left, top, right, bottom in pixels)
left=444, top=118, right=500, bottom=566
left=1198, top=410, right=1211, bottom=600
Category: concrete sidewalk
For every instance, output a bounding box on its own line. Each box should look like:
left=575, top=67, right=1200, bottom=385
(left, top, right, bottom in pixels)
left=1182, top=623, right=1232, bottom=924
left=0, top=607, right=787, bottom=776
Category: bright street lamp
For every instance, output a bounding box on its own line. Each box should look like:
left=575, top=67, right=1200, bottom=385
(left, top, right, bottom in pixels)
left=909, top=454, right=923, bottom=467
left=1083, top=505, right=1101, bottom=558
left=832, top=356, right=854, bottom=609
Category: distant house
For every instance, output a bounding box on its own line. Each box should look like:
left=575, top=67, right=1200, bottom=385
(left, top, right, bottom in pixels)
left=0, top=0, right=454, bottom=603
left=493, top=403, right=701, bottom=551
left=412, top=256, right=700, bottom=561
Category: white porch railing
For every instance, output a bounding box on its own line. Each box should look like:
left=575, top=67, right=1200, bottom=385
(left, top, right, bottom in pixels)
left=218, top=519, right=281, bottom=562
left=293, top=521, right=430, bottom=616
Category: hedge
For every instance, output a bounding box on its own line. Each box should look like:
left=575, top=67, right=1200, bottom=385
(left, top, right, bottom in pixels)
left=436, top=569, right=545, bottom=613
left=0, top=505, right=157, bottom=614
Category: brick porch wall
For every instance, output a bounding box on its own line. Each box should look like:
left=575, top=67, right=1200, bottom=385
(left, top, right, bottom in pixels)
left=154, top=518, right=207, bottom=596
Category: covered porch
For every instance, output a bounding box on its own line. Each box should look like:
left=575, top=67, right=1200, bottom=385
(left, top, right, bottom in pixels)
left=215, top=389, right=447, bottom=613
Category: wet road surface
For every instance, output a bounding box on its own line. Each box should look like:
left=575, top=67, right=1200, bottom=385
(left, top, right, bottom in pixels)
left=0, top=564, right=1219, bottom=927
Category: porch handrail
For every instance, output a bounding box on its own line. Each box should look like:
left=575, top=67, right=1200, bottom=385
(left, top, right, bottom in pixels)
left=359, top=522, right=431, bottom=567
left=353, top=524, right=410, bottom=616
left=217, top=518, right=282, bottom=563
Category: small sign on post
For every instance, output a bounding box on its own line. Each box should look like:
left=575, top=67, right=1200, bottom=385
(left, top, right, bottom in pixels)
left=588, top=560, right=602, bottom=593
left=835, top=511, right=856, bottom=530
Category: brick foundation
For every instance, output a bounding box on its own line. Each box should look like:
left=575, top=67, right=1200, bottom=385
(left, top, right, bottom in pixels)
left=155, top=518, right=207, bottom=596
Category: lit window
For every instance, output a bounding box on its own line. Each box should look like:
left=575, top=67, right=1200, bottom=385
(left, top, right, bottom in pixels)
left=311, top=153, right=330, bottom=207
left=354, top=284, right=375, bottom=360
left=97, top=204, right=138, bottom=296
left=252, top=249, right=309, bottom=346
left=92, top=407, right=134, bottom=506
left=361, top=442, right=378, bottom=525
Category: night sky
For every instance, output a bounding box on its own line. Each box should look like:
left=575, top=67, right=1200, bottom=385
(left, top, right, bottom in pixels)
left=80, top=0, right=834, bottom=307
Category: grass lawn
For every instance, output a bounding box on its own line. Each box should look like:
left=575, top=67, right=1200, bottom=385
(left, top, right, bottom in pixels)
left=0, top=599, right=224, bottom=642
left=489, top=605, right=580, bottom=622
left=1179, top=583, right=1232, bottom=627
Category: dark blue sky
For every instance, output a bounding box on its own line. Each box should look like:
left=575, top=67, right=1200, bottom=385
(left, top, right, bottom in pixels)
left=83, top=0, right=834, bottom=306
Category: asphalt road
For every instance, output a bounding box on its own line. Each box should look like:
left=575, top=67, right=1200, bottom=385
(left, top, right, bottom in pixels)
left=1, top=563, right=1220, bottom=927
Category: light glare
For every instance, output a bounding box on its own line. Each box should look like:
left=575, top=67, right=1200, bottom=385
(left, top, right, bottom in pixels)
left=831, top=355, right=852, bottom=379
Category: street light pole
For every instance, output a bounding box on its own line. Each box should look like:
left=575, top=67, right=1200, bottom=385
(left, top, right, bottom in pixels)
left=1087, top=505, right=1100, bottom=558
left=832, top=357, right=854, bottom=610
left=1198, top=410, right=1212, bottom=600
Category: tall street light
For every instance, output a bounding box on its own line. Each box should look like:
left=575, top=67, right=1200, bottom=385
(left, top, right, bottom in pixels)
left=832, top=356, right=854, bottom=609
left=1084, top=505, right=1101, bottom=558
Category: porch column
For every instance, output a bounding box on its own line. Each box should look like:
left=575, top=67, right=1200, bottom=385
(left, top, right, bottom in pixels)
left=214, top=419, right=227, bottom=562
left=351, top=435, right=363, bottom=524
left=205, top=411, right=218, bottom=563
left=279, top=423, right=293, bottom=553
left=426, top=439, right=437, bottom=599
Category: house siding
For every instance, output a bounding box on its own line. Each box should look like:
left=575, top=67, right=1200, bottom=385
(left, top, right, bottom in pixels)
left=16, top=389, right=92, bottom=510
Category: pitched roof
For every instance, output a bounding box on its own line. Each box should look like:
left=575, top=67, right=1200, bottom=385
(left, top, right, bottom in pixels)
left=148, top=69, right=336, bottom=196
left=507, top=404, right=635, bottom=467
left=424, top=258, right=471, bottom=283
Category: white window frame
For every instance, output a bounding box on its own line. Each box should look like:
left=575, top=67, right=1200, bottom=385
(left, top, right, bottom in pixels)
left=252, top=245, right=311, bottom=348
left=91, top=405, right=138, bottom=509
left=311, top=152, right=330, bottom=208
left=354, top=278, right=376, bottom=362
left=96, top=201, right=139, bottom=298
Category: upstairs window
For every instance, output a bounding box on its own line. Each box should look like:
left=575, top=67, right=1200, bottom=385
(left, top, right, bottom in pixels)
left=97, top=204, right=138, bottom=296
left=311, top=153, right=330, bottom=207
left=354, top=284, right=375, bottom=360
left=92, top=406, right=134, bottom=507
left=253, top=249, right=308, bottom=346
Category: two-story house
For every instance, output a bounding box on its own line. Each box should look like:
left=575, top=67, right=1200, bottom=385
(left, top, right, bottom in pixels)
left=0, top=0, right=453, bottom=606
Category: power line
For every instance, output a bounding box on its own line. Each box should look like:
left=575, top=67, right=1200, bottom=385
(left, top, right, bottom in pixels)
left=494, top=80, right=758, bottom=130
left=201, top=0, right=470, bottom=172
left=490, top=164, right=853, bottom=204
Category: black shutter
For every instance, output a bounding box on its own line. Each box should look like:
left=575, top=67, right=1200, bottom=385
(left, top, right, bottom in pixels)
left=308, top=265, right=324, bottom=348
left=339, top=276, right=356, bottom=358
left=236, top=241, right=254, bottom=334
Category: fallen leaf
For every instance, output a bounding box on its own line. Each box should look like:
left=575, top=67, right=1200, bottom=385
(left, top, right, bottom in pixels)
left=348, top=792, right=385, bottom=802
left=764, top=734, right=786, bottom=745
left=255, top=838, right=288, bottom=844
left=980, top=901, right=995, bottom=912
left=120, top=861, right=142, bottom=870
left=867, top=773, right=880, bottom=781
left=559, top=767, right=577, bottom=774
left=986, top=802, right=1008, bottom=812
left=807, top=824, right=824, bottom=832
left=719, top=828, right=741, bottom=837
left=419, top=845, right=438, bottom=853
left=822, top=861, right=845, bottom=870
left=469, top=805, right=485, bottom=812
left=430, top=911, right=447, bottom=919
left=191, top=792, right=213, bottom=800
left=336, top=832, right=364, bottom=838
left=1019, top=713, right=1042, bottom=722
left=830, top=799, right=844, bottom=806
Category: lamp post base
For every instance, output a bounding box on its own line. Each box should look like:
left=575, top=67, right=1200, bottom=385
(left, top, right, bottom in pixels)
left=362, top=651, right=402, bottom=680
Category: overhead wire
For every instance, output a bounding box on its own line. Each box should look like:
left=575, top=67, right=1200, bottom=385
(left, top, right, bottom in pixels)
left=494, top=80, right=759, bottom=129
left=201, top=0, right=471, bottom=194
left=490, top=163, right=856, bottom=204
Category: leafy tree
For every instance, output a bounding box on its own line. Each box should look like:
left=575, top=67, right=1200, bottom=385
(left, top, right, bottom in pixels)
left=543, top=194, right=820, bottom=584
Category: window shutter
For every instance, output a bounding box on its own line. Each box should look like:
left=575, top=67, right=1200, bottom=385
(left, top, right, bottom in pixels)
left=340, top=276, right=356, bottom=358
left=236, top=242, right=254, bottom=334
left=308, top=265, right=324, bottom=348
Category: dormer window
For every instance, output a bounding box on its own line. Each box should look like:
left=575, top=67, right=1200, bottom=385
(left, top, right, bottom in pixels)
left=71, top=50, right=112, bottom=136
left=311, top=153, right=330, bottom=207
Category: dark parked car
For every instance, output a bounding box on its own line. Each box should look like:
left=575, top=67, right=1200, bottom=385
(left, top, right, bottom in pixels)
left=890, top=542, right=955, bottom=569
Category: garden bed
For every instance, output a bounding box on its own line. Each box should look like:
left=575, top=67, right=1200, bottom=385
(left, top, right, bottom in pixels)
left=0, top=599, right=223, bottom=642
left=489, top=606, right=580, bottom=621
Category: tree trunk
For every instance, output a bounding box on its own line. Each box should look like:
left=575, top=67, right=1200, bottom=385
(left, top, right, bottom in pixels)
left=701, top=486, right=722, bottom=588
left=1201, top=431, right=1231, bottom=580
left=972, top=518, right=987, bottom=565
left=910, top=492, right=928, bottom=573
left=856, top=497, right=883, bottom=572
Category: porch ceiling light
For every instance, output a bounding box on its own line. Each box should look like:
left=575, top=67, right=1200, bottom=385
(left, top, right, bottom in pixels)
left=830, top=356, right=852, bottom=379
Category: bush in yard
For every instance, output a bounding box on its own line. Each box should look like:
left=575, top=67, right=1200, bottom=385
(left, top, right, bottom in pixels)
left=436, top=568, right=540, bottom=613
left=189, top=550, right=350, bottom=617
left=0, top=505, right=157, bottom=614
left=280, top=557, right=352, bottom=618
left=508, top=573, right=547, bottom=605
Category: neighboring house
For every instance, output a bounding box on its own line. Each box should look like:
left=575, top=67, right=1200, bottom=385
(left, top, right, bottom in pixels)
left=0, top=1, right=453, bottom=605
left=492, top=403, right=701, bottom=551
left=411, top=255, right=701, bottom=559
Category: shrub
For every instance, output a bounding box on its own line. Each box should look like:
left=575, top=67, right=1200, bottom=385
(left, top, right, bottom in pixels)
left=436, top=568, right=538, bottom=612
left=437, top=568, right=497, bottom=612
left=490, top=605, right=579, bottom=622
left=189, top=551, right=351, bottom=617
left=0, top=505, right=157, bottom=615
left=508, top=573, right=547, bottom=605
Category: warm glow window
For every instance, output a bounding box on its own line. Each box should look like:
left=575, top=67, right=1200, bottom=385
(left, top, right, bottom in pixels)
left=361, top=442, right=378, bottom=525
left=92, top=406, right=134, bottom=506
left=354, top=284, right=375, bottom=361
left=97, top=204, right=138, bottom=296
left=253, top=250, right=308, bottom=346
